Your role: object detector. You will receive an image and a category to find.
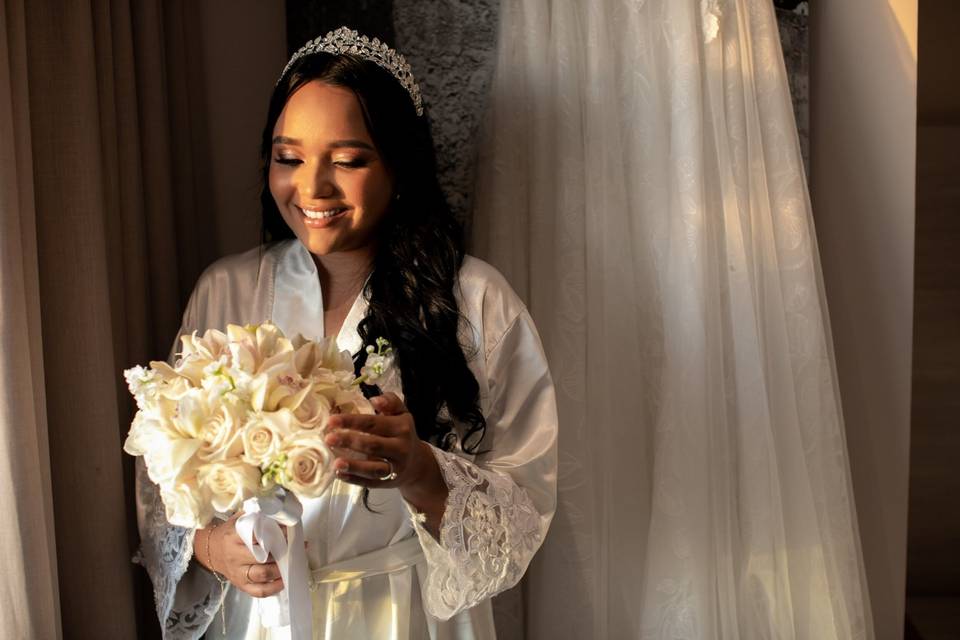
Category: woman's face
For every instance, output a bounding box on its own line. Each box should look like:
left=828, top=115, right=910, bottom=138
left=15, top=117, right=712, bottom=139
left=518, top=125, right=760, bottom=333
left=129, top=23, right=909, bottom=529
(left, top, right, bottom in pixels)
left=269, top=80, right=394, bottom=257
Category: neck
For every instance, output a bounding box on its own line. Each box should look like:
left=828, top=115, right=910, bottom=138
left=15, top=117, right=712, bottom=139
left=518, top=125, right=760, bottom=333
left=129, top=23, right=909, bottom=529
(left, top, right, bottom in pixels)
left=312, top=247, right=373, bottom=311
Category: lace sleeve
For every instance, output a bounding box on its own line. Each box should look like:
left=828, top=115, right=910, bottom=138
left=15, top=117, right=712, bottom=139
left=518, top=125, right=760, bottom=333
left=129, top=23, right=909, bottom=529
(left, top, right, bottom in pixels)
left=407, top=308, right=558, bottom=620
left=134, top=457, right=225, bottom=639
left=133, top=283, right=225, bottom=638
left=407, top=447, right=546, bottom=619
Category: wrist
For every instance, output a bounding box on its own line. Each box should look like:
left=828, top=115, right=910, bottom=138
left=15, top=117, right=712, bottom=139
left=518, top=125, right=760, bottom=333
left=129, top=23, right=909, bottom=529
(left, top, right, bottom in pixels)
left=194, top=522, right=221, bottom=574
left=193, top=529, right=209, bottom=568
left=400, top=441, right=447, bottom=507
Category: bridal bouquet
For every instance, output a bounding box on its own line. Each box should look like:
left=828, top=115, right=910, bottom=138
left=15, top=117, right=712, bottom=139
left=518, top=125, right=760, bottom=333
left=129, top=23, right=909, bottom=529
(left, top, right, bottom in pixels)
left=123, top=322, right=395, bottom=528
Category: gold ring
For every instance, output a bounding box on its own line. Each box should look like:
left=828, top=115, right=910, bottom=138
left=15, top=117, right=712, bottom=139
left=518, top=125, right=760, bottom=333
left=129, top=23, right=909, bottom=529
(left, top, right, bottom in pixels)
left=245, top=564, right=255, bottom=584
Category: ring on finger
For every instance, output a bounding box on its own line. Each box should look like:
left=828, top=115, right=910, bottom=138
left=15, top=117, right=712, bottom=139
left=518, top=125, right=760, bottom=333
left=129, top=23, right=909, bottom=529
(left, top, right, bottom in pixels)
left=245, top=564, right=255, bottom=584
left=378, top=456, right=398, bottom=482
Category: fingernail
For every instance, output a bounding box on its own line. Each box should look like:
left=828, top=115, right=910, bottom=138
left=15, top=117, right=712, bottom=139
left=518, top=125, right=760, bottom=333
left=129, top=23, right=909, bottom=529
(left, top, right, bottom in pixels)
left=325, top=433, right=339, bottom=446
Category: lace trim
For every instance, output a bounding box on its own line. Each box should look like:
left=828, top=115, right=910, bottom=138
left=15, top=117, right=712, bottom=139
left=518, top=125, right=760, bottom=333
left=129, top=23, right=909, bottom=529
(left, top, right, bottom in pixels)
left=135, top=458, right=220, bottom=639
left=410, top=446, right=544, bottom=620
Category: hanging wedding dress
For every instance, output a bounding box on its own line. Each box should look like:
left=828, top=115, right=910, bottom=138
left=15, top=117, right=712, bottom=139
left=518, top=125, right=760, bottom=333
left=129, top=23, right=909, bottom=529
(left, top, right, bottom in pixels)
left=473, top=0, right=874, bottom=638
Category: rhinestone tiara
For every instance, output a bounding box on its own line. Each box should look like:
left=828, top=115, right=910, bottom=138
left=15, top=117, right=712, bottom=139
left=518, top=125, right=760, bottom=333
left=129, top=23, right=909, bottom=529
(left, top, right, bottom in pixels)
left=277, top=26, right=424, bottom=116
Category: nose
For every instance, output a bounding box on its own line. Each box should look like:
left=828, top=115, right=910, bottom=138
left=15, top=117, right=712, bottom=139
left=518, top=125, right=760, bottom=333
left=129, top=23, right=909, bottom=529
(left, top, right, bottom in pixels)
left=300, top=159, right=337, bottom=200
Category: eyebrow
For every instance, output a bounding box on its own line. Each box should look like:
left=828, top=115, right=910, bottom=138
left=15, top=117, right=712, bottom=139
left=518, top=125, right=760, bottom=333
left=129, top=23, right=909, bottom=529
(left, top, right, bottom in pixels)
left=271, top=135, right=374, bottom=151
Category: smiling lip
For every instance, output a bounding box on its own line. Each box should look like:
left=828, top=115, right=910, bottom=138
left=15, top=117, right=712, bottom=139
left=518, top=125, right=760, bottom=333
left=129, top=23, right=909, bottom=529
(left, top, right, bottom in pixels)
left=297, top=205, right=349, bottom=228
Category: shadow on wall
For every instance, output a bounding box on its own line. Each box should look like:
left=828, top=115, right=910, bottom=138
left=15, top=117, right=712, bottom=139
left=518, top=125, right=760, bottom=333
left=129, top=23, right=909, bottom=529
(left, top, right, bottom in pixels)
left=810, top=1, right=918, bottom=639
left=906, top=1, right=960, bottom=638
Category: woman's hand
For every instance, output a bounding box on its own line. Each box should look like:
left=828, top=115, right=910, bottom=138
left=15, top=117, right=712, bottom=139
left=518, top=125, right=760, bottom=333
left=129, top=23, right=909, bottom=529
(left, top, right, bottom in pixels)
left=324, top=392, right=449, bottom=536
left=193, top=511, right=285, bottom=598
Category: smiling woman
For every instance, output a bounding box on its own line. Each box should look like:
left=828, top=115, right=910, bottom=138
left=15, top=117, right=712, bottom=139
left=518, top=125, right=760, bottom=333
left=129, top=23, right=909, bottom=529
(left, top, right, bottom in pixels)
left=268, top=82, right=394, bottom=256
left=132, top=27, right=558, bottom=640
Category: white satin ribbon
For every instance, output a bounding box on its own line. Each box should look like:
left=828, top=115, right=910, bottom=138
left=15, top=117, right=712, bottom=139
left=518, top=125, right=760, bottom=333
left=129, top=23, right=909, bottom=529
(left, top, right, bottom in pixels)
left=235, top=492, right=313, bottom=640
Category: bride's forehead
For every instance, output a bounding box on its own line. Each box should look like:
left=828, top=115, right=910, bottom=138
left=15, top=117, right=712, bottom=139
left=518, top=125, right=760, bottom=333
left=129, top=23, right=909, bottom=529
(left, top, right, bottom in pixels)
left=274, top=81, right=370, bottom=139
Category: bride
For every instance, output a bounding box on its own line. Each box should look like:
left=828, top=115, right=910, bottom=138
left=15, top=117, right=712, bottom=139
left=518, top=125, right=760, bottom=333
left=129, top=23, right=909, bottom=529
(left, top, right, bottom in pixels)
left=134, top=26, right=558, bottom=639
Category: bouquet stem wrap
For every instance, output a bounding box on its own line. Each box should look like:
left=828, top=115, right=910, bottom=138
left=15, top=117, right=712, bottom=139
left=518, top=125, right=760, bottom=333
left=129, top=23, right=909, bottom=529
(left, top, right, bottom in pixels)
left=235, top=493, right=312, bottom=639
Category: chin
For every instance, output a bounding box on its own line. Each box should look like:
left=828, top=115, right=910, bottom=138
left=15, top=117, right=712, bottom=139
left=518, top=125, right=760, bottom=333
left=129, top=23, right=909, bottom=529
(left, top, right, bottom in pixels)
left=298, top=234, right=338, bottom=256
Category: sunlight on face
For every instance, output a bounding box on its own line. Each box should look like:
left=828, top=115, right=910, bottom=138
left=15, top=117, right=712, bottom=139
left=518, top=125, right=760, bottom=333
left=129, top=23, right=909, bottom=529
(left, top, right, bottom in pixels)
left=268, top=81, right=394, bottom=257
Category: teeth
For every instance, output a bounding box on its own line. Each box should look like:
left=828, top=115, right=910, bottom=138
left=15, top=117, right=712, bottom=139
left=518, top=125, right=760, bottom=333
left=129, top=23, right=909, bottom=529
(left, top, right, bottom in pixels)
left=300, top=207, right=344, bottom=219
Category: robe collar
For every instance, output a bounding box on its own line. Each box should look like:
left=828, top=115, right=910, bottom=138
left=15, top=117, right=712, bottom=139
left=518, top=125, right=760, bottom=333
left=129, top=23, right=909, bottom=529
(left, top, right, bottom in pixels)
left=271, top=240, right=370, bottom=355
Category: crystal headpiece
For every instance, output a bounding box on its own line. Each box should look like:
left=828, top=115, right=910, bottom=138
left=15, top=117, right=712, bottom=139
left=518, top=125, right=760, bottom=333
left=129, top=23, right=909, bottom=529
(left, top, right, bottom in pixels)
left=278, top=26, right=424, bottom=116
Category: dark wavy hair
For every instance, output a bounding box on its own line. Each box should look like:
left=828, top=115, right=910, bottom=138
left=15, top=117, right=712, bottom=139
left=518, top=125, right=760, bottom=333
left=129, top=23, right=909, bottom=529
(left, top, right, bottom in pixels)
left=258, top=52, right=485, bottom=454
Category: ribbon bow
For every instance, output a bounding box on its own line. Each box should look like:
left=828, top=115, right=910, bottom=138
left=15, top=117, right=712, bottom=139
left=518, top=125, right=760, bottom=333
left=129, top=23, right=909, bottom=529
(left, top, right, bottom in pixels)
left=235, top=492, right=312, bottom=639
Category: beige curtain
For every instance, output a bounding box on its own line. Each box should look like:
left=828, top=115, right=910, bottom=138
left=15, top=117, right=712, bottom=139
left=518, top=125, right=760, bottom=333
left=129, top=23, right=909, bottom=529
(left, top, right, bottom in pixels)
left=0, top=1, right=60, bottom=638
left=2, top=0, right=219, bottom=636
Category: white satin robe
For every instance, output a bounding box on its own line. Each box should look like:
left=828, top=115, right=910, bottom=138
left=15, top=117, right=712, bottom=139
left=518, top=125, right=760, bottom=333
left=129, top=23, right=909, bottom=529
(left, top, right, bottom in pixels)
left=134, top=239, right=558, bottom=639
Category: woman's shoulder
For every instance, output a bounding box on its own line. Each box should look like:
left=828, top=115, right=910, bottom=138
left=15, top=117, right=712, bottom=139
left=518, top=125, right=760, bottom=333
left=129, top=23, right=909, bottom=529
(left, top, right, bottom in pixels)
left=195, top=241, right=288, bottom=289
left=457, top=254, right=523, bottom=298
left=457, top=255, right=530, bottom=358
left=183, top=241, right=294, bottom=330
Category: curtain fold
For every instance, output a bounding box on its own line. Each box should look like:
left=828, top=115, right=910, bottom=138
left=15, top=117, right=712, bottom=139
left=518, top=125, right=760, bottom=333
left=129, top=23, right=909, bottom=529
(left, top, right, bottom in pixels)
left=473, top=0, right=873, bottom=638
left=3, top=0, right=217, bottom=636
left=0, top=1, right=61, bottom=638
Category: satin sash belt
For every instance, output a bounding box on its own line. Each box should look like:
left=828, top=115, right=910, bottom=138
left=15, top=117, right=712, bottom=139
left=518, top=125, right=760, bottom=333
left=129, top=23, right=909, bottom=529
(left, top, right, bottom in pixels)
left=309, top=535, right=425, bottom=587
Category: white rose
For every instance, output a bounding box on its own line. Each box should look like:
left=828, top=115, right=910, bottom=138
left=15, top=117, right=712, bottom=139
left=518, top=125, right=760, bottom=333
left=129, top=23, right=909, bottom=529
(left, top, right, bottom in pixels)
left=241, top=410, right=297, bottom=466
left=280, top=433, right=335, bottom=500
left=196, top=401, right=245, bottom=462
left=278, top=383, right=332, bottom=429
left=172, top=386, right=244, bottom=444
left=197, top=459, right=261, bottom=514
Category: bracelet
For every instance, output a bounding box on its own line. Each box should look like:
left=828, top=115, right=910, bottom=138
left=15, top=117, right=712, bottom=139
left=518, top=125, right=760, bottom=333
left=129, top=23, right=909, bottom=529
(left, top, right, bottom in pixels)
left=205, top=522, right=230, bottom=585
left=203, top=520, right=229, bottom=636
left=204, top=520, right=221, bottom=573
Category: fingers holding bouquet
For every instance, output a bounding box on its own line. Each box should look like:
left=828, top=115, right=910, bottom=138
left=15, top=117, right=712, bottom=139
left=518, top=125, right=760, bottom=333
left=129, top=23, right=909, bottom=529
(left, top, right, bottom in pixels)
left=324, top=392, right=432, bottom=489
left=196, top=512, right=285, bottom=598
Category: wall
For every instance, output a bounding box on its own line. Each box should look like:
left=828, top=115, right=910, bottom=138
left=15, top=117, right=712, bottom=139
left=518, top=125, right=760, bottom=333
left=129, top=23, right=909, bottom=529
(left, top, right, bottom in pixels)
left=195, top=0, right=287, bottom=257
left=809, top=1, right=918, bottom=638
